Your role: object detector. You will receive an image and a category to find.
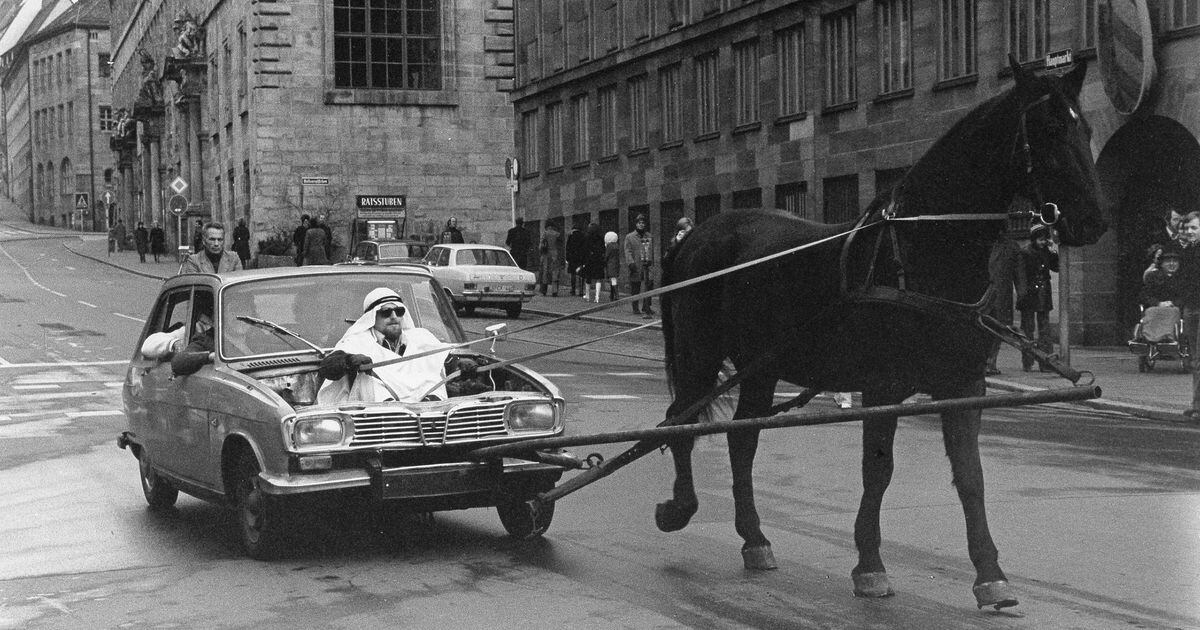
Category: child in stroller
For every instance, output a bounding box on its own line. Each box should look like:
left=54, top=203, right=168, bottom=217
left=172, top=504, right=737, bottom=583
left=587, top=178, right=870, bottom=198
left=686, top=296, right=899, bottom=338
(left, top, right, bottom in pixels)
left=1130, top=250, right=1191, bottom=372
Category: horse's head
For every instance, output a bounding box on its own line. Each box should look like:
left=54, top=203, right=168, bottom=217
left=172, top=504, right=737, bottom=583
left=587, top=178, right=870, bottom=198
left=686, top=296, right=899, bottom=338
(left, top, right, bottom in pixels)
left=1009, top=57, right=1108, bottom=246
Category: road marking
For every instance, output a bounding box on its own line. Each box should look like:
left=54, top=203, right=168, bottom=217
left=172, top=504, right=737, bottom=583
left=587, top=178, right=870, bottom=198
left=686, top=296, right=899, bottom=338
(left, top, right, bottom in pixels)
left=0, top=244, right=68, bottom=297
left=11, top=384, right=59, bottom=390
left=0, top=359, right=127, bottom=369
left=64, top=410, right=123, bottom=418
left=104, top=382, right=123, bottom=388
left=0, top=356, right=9, bottom=366
left=78, top=300, right=97, bottom=308
left=113, top=312, right=145, bottom=323
left=580, top=394, right=640, bottom=400
left=540, top=373, right=575, bottom=377
left=608, top=372, right=656, bottom=377
left=0, top=390, right=108, bottom=402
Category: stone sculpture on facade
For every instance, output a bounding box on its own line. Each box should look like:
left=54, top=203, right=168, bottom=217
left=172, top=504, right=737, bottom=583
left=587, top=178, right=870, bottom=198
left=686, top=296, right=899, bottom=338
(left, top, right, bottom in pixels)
left=170, top=13, right=204, bottom=59
left=135, top=49, right=164, bottom=108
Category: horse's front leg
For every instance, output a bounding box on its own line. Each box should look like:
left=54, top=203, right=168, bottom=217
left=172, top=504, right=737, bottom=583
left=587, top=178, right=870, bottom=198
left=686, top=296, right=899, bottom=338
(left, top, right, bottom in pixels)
left=851, top=389, right=900, bottom=598
left=656, top=434, right=699, bottom=532
left=728, top=378, right=777, bottom=570
left=936, top=378, right=1018, bottom=610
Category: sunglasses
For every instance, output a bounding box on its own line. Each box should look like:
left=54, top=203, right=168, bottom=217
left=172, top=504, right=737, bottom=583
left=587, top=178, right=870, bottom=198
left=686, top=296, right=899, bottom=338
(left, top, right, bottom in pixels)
left=376, top=306, right=406, bottom=318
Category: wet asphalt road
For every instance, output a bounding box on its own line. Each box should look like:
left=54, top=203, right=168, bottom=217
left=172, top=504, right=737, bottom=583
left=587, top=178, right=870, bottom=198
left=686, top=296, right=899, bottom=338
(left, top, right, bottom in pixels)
left=0, top=236, right=1197, bottom=629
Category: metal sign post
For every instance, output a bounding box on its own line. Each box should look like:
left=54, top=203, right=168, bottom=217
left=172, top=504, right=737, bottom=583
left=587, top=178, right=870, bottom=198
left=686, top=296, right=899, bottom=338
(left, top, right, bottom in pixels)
left=505, top=158, right=519, bottom=224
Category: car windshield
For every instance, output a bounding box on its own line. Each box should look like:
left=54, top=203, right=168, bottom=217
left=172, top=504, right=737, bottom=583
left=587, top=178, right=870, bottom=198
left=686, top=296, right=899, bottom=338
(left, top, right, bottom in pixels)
left=218, top=273, right=460, bottom=359
left=454, top=248, right=517, bottom=266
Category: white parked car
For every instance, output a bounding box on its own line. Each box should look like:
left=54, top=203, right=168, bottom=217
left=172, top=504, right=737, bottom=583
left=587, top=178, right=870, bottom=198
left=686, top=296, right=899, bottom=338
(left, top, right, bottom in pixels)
left=422, top=244, right=536, bottom=318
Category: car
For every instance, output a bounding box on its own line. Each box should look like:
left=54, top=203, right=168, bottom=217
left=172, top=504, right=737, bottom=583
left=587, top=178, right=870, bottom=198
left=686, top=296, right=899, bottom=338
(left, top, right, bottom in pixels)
left=119, top=265, right=572, bottom=558
left=422, top=244, right=537, bottom=318
left=345, top=239, right=430, bottom=266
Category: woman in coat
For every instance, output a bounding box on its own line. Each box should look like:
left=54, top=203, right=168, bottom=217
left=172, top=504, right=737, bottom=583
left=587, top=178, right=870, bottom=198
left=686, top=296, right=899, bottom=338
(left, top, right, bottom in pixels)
left=538, top=223, right=562, bottom=296
left=603, top=231, right=621, bottom=302
left=581, top=223, right=606, bottom=302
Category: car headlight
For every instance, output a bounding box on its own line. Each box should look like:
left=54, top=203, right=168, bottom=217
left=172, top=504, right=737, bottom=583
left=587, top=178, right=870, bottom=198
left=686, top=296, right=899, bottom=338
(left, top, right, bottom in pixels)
left=463, top=282, right=477, bottom=289
left=505, top=401, right=556, bottom=432
left=292, top=417, right=345, bottom=448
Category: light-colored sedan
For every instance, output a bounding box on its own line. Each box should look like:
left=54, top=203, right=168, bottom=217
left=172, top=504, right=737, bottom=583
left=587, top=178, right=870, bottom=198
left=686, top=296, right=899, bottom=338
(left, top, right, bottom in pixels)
left=422, top=244, right=537, bottom=318
left=119, top=266, right=571, bottom=558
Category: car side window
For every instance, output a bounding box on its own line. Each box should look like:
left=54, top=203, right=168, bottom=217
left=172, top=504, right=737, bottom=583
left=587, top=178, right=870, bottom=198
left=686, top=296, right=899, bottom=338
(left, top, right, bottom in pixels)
left=455, top=250, right=476, bottom=265
left=154, top=288, right=193, bottom=336
left=356, top=243, right=375, bottom=261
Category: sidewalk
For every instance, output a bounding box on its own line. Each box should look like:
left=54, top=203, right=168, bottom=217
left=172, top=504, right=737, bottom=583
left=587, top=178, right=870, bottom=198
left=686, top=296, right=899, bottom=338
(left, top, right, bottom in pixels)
left=32, top=205, right=1194, bottom=426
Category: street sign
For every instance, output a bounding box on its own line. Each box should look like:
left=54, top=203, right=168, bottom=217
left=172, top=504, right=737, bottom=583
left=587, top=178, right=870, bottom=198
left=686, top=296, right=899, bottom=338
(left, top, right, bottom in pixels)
left=506, top=180, right=519, bottom=193
left=300, top=176, right=330, bottom=186
left=1044, top=49, right=1073, bottom=69
left=505, top=157, right=519, bottom=180
left=102, top=190, right=115, bottom=205
left=355, top=195, right=406, bottom=209
left=170, top=176, right=188, bottom=195
left=169, top=194, right=188, bottom=216
left=74, top=193, right=89, bottom=210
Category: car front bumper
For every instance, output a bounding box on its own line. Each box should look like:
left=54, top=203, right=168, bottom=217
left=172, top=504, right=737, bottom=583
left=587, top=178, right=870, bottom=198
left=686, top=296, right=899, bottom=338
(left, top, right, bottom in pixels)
left=457, top=290, right=534, bottom=304
left=258, top=458, right=562, bottom=498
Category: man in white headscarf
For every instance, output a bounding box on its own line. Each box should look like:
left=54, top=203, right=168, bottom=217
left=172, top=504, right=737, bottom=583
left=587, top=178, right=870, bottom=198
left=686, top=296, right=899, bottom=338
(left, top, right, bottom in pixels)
left=316, top=287, right=451, bottom=403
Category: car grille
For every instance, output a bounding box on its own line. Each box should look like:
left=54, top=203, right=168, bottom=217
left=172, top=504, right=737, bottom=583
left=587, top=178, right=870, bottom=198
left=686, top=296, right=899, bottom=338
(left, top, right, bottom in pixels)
left=349, top=401, right=509, bottom=447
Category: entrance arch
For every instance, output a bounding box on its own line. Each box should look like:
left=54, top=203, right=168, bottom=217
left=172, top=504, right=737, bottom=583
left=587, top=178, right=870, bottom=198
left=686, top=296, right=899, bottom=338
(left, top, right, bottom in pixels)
left=1096, top=115, right=1200, bottom=338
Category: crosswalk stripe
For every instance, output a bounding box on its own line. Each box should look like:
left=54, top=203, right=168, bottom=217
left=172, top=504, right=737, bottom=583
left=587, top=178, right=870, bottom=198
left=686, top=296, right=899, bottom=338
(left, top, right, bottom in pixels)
left=580, top=394, right=640, bottom=400
left=64, top=410, right=123, bottom=418
left=608, top=372, right=655, bottom=377
left=11, top=384, right=59, bottom=390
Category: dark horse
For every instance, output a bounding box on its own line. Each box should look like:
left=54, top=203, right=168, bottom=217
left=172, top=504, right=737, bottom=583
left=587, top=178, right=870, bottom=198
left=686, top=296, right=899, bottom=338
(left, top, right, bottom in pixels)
left=657, top=59, right=1107, bottom=608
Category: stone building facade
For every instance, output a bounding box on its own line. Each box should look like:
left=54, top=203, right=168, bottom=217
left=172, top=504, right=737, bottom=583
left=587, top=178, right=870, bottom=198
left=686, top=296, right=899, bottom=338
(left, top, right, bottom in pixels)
left=108, top=0, right=518, bottom=262
left=511, top=0, right=1200, bottom=345
left=1, top=0, right=112, bottom=229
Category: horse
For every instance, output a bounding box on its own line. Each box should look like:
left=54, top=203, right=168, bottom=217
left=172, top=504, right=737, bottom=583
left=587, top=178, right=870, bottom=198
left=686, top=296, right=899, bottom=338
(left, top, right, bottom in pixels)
left=656, top=58, right=1107, bottom=609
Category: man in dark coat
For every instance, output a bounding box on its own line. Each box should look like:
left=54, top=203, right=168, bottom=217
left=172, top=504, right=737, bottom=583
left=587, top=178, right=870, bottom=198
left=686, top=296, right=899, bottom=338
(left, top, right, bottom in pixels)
left=232, top=218, right=252, bottom=268
left=985, top=233, right=1023, bottom=375
left=134, top=221, right=150, bottom=263
left=505, top=218, right=532, bottom=269
left=303, top=215, right=330, bottom=265
left=114, top=219, right=128, bottom=252
left=439, top=217, right=465, bottom=244
left=149, top=221, right=166, bottom=262
left=564, top=225, right=585, bottom=296
left=623, top=214, right=655, bottom=317
left=1017, top=224, right=1059, bottom=371
left=191, top=219, right=205, bottom=253
left=292, top=214, right=310, bottom=265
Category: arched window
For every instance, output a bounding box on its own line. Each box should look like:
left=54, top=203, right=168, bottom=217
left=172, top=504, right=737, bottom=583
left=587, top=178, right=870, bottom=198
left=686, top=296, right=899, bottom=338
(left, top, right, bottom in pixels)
left=61, top=158, right=73, bottom=198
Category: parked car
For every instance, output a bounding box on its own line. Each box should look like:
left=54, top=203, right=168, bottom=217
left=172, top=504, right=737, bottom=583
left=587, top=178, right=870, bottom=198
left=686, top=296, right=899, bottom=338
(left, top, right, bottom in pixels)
left=422, top=244, right=537, bottom=318
left=345, top=239, right=430, bottom=266
left=119, top=266, right=571, bottom=558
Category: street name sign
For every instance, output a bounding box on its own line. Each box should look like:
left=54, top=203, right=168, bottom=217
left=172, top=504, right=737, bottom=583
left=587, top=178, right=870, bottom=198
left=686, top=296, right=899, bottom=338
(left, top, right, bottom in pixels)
left=170, top=176, right=189, bottom=195
left=300, top=176, right=330, bottom=186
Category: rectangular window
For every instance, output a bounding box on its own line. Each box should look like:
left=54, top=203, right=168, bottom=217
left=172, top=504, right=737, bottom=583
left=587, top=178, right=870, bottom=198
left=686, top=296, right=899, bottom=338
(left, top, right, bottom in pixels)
left=660, top=64, right=682, bottom=143
left=228, top=168, right=236, bottom=223
left=775, top=181, right=810, bottom=219
left=777, top=25, right=806, bottom=117
left=629, top=75, right=649, bottom=150
left=1169, top=0, right=1200, bottom=29
left=67, top=102, right=73, bottom=141
left=58, top=104, right=64, bottom=140
left=238, top=26, right=248, bottom=99
left=598, top=85, right=618, bottom=156
left=877, top=0, right=912, bottom=94
left=99, top=105, right=114, bottom=132
left=939, top=0, right=976, bottom=79
left=546, top=102, right=564, bottom=168
left=333, top=0, right=442, bottom=90
left=695, top=52, right=719, bottom=135
left=733, top=40, right=759, bottom=125
left=1007, top=0, right=1049, bottom=63
left=243, top=160, right=251, bottom=215
left=521, top=109, right=540, bottom=174
left=570, top=0, right=593, bottom=62
left=823, top=174, right=860, bottom=224
left=571, top=93, right=590, bottom=163
left=64, top=50, right=72, bottom=85
left=823, top=8, right=857, bottom=107
left=214, top=175, right=223, bottom=216
left=98, top=53, right=111, bottom=78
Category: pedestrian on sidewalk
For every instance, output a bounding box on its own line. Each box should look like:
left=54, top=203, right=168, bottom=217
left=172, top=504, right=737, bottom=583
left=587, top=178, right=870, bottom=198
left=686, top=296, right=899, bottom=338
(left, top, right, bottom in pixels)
left=191, top=219, right=205, bottom=253
left=179, top=221, right=242, bottom=274
left=582, top=222, right=605, bottom=303
left=439, top=217, right=465, bottom=244
left=134, top=221, right=149, bottom=263
left=986, top=232, right=1023, bottom=375
left=505, top=217, right=532, bottom=270
left=150, top=222, right=165, bottom=262
left=232, top=218, right=251, bottom=268
left=565, top=224, right=585, bottom=296
left=303, top=215, right=330, bottom=265
left=1174, top=212, right=1200, bottom=422
left=114, top=219, right=128, bottom=252
left=623, top=214, right=655, bottom=318
left=292, top=214, right=310, bottom=265
left=604, top=231, right=620, bottom=302
left=1017, top=223, right=1058, bottom=371
left=538, top=221, right=562, bottom=297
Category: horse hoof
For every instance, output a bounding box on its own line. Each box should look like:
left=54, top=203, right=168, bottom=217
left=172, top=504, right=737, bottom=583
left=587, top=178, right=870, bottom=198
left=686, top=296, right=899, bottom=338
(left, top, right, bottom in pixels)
left=852, top=571, right=895, bottom=598
left=654, top=500, right=698, bottom=532
left=741, top=544, right=778, bottom=570
left=973, top=580, right=1019, bottom=610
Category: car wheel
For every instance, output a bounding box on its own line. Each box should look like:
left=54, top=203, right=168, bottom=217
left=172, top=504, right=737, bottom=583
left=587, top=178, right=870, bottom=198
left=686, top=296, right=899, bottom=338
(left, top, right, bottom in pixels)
left=138, top=450, right=179, bottom=510
left=463, top=305, right=476, bottom=316
left=504, top=304, right=522, bottom=319
left=233, top=451, right=285, bottom=559
left=497, top=498, right=554, bottom=540
left=1137, top=356, right=1149, bottom=373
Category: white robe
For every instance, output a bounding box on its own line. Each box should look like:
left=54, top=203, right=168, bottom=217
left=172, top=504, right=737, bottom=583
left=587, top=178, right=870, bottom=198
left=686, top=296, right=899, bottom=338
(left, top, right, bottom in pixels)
left=317, top=312, right=450, bottom=404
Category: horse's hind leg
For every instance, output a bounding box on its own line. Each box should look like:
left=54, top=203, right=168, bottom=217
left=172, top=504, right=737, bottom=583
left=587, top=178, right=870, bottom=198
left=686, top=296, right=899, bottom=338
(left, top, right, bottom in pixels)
left=728, top=376, right=778, bottom=570
left=851, top=389, right=903, bottom=598
left=937, top=379, right=1017, bottom=610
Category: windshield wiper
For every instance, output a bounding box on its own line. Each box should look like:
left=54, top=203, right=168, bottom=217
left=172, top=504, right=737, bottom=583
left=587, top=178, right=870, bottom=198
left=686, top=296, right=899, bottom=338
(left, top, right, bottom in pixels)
left=235, top=315, right=326, bottom=356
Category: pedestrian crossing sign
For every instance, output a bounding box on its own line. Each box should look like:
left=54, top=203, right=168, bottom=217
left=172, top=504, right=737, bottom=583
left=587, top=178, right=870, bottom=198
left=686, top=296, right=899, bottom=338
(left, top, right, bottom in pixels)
left=74, top=193, right=89, bottom=210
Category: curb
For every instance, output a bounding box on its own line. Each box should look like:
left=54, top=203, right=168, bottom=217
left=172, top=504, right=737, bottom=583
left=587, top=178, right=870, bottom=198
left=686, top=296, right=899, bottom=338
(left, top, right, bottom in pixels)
left=61, top=239, right=171, bottom=282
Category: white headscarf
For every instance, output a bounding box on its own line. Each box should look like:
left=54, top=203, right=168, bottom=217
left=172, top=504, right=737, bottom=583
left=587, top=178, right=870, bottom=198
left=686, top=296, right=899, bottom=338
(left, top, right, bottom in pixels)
left=317, top=288, right=450, bottom=404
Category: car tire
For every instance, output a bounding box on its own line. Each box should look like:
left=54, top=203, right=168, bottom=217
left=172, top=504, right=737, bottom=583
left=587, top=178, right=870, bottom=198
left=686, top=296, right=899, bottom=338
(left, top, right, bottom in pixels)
left=138, top=450, right=179, bottom=510
left=463, top=305, right=476, bottom=316
left=233, top=451, right=285, bottom=559
left=497, top=498, right=554, bottom=540
left=504, top=304, right=522, bottom=319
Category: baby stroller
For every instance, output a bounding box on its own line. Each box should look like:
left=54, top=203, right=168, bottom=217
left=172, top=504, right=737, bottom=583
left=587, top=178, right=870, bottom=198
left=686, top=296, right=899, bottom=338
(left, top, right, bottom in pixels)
left=1128, top=305, right=1191, bottom=372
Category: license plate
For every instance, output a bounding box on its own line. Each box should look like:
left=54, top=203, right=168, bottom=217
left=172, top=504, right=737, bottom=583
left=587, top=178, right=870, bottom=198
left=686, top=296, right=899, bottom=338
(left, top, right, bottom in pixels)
left=501, top=285, right=513, bottom=291
left=377, top=466, right=492, bottom=500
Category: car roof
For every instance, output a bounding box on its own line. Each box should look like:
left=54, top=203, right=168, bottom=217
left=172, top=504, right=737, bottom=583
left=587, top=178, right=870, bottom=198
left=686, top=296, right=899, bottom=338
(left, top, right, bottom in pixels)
left=429, top=243, right=508, bottom=251
left=360, top=239, right=428, bottom=245
left=165, top=265, right=435, bottom=290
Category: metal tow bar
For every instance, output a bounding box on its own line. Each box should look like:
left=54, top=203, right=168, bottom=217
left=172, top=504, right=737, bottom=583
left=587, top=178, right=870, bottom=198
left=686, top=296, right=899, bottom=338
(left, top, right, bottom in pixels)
left=471, top=385, right=1101, bottom=508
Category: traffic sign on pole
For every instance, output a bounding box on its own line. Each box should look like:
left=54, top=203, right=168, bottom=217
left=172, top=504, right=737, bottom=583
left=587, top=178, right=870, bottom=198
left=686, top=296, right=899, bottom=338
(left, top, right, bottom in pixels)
left=170, top=176, right=189, bottom=195
left=169, top=194, right=188, bottom=216
left=74, top=193, right=90, bottom=210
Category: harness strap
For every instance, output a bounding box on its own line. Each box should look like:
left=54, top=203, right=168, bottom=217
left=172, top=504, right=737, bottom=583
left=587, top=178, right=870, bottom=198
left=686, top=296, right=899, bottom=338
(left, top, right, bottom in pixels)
left=974, top=312, right=1092, bottom=385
